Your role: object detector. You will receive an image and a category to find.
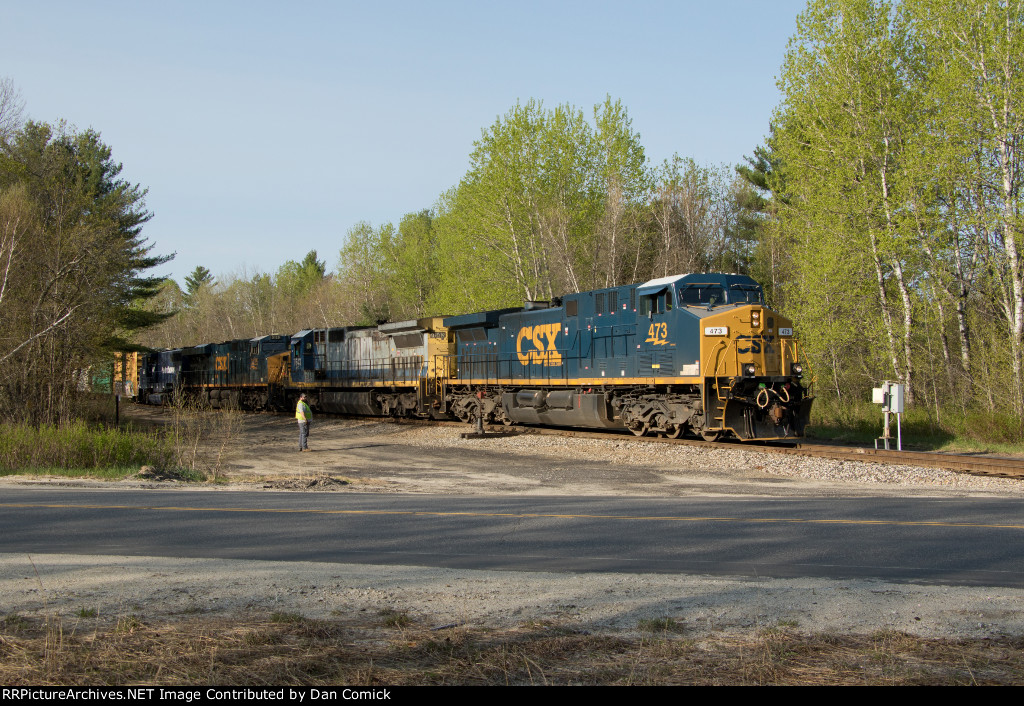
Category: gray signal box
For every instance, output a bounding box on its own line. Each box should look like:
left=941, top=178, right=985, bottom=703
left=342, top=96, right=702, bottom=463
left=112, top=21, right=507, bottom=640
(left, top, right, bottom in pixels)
left=872, top=381, right=905, bottom=449
left=871, top=381, right=904, bottom=414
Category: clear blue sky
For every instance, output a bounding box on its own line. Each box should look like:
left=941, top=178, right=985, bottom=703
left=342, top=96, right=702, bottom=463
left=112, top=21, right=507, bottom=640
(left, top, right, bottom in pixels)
left=3, top=0, right=806, bottom=285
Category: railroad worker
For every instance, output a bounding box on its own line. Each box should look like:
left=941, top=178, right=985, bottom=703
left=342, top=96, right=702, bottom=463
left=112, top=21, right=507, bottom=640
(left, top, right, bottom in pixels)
left=296, top=393, right=312, bottom=451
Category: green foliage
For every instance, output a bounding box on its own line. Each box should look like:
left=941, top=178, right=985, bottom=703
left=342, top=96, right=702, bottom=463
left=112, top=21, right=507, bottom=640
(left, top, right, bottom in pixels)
left=735, top=142, right=789, bottom=308
left=638, top=617, right=685, bottom=634
left=767, top=0, right=1024, bottom=427
left=276, top=250, right=326, bottom=299
left=378, top=608, right=413, bottom=628
left=385, top=210, right=438, bottom=319
left=429, top=97, right=652, bottom=313
left=0, top=421, right=177, bottom=476
left=337, top=223, right=394, bottom=324
left=269, top=611, right=305, bottom=624
left=807, top=393, right=1024, bottom=449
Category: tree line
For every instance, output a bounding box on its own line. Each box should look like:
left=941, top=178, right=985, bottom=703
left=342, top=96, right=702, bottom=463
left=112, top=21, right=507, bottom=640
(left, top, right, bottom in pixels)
left=766, top=0, right=1023, bottom=434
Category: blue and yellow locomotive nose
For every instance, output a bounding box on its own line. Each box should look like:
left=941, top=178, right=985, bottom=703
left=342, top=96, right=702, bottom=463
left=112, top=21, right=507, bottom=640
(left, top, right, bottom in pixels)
left=699, top=302, right=810, bottom=438
left=700, top=305, right=800, bottom=380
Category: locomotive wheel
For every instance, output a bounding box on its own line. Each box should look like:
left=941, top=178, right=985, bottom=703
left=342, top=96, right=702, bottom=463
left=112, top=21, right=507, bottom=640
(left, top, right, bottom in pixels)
left=667, top=425, right=685, bottom=439
left=700, top=429, right=721, bottom=442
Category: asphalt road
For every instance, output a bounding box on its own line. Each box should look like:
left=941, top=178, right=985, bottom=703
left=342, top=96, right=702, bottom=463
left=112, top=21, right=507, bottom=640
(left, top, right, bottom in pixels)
left=3, top=487, right=1023, bottom=587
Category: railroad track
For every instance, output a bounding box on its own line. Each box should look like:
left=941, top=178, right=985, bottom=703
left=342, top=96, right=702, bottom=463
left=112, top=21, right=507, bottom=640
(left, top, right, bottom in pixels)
left=391, top=419, right=1024, bottom=481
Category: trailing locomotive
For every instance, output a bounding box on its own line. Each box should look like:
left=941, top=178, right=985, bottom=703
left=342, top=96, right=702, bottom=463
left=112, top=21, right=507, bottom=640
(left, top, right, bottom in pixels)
left=137, top=273, right=812, bottom=441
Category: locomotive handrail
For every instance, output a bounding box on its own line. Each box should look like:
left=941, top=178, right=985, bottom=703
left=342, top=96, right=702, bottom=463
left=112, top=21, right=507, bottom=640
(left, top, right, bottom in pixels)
left=704, top=338, right=732, bottom=381
left=440, top=350, right=577, bottom=385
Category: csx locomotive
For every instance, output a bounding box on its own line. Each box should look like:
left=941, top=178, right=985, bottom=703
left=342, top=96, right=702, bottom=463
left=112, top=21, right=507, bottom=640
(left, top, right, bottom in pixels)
left=138, top=273, right=813, bottom=441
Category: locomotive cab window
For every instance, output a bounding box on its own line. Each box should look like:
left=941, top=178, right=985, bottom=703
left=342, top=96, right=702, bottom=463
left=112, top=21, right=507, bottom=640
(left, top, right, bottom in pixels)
left=639, top=295, right=652, bottom=317
left=640, top=290, right=672, bottom=316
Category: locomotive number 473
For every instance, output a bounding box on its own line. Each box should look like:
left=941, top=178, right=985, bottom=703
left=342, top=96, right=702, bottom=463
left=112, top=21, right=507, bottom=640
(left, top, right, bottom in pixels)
left=645, top=323, right=669, bottom=346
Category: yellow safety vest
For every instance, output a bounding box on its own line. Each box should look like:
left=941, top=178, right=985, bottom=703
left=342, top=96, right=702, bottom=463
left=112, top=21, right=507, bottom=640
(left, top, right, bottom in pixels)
left=296, top=401, right=311, bottom=422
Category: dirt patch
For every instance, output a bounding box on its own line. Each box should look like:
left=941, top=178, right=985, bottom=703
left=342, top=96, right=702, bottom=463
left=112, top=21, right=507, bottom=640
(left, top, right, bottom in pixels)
left=261, top=475, right=351, bottom=491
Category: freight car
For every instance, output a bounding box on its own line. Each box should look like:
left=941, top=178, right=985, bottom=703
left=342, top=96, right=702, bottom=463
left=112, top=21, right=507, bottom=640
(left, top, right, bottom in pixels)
left=137, top=273, right=812, bottom=441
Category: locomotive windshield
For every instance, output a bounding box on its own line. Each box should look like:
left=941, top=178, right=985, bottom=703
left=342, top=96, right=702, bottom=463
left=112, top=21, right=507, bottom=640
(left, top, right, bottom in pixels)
left=729, top=284, right=764, bottom=304
left=678, top=284, right=727, bottom=307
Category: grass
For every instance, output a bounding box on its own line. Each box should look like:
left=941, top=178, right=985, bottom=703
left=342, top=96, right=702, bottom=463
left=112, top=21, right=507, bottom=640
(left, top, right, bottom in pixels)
left=0, top=421, right=179, bottom=478
left=806, top=398, right=1024, bottom=454
left=0, top=402, right=245, bottom=481
left=269, top=611, right=306, bottom=624
left=0, top=613, right=1021, bottom=685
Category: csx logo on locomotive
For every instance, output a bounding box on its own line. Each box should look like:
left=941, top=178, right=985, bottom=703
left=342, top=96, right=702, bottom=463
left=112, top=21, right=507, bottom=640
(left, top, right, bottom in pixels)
left=516, top=324, right=562, bottom=366
left=736, top=334, right=777, bottom=356
left=215, top=356, right=229, bottom=372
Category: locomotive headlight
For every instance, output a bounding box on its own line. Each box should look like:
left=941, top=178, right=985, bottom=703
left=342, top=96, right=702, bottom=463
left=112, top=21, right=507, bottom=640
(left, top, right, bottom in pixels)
left=743, top=363, right=757, bottom=377
left=791, top=363, right=804, bottom=376
left=751, top=310, right=761, bottom=327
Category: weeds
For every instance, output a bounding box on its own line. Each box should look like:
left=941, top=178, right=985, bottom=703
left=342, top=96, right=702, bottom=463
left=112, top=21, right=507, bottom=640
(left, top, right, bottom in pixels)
left=2, top=613, right=31, bottom=634
left=167, top=393, right=243, bottom=479
left=0, top=395, right=247, bottom=481
left=379, top=608, right=412, bottom=628
left=209, top=403, right=244, bottom=481
left=114, top=616, right=142, bottom=634
left=168, top=393, right=207, bottom=473
left=269, top=612, right=305, bottom=624
left=0, top=422, right=175, bottom=477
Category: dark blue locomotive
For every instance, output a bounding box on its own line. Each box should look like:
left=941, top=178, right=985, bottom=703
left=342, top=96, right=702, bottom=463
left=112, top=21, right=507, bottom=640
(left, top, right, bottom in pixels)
left=442, top=272, right=810, bottom=440
left=138, top=273, right=812, bottom=441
